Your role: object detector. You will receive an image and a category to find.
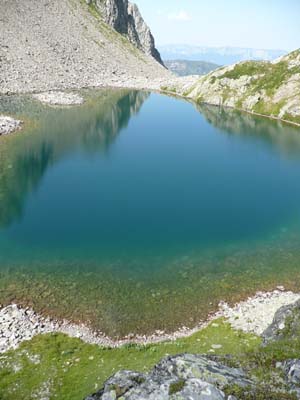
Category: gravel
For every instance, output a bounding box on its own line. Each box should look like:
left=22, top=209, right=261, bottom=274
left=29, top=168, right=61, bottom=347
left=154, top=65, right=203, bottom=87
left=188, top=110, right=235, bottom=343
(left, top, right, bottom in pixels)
left=220, top=288, right=300, bottom=335
left=2, top=288, right=300, bottom=353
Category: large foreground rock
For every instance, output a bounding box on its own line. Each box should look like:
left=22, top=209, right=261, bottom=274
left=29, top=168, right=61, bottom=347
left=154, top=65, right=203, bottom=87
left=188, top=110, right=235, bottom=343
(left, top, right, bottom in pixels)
left=85, top=354, right=252, bottom=399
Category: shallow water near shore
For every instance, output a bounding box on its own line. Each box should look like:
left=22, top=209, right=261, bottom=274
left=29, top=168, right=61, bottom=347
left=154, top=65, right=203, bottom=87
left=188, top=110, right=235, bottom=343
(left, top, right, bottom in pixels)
left=1, top=89, right=300, bottom=337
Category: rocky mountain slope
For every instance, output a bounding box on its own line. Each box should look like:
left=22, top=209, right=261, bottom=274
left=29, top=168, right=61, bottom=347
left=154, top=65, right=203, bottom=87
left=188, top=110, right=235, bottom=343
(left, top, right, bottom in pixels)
left=164, top=49, right=300, bottom=126
left=0, top=0, right=171, bottom=94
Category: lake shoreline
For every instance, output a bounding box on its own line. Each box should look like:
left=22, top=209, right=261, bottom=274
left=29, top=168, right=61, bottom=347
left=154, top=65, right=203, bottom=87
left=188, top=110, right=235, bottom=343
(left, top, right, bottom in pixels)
left=1, top=287, right=299, bottom=354
left=160, top=88, right=300, bottom=128
left=1, top=83, right=300, bottom=131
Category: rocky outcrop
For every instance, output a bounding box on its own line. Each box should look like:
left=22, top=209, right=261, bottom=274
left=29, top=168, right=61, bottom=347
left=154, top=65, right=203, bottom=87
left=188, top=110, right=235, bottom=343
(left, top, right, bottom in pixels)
left=0, top=115, right=22, bottom=135
left=263, top=299, right=300, bottom=343
left=90, top=0, right=163, bottom=64
left=164, top=49, right=300, bottom=126
left=85, top=354, right=252, bottom=399
left=277, top=360, right=300, bottom=399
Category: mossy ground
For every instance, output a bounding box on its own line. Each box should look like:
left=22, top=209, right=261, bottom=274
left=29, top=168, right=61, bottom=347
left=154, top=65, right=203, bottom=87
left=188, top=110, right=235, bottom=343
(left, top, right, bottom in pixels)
left=1, top=316, right=300, bottom=400
left=0, top=319, right=260, bottom=400
left=221, top=336, right=300, bottom=400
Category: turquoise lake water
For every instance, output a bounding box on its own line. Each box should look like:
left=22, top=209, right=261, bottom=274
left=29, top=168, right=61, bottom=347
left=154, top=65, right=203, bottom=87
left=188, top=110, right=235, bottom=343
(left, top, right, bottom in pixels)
left=1, top=89, right=300, bottom=337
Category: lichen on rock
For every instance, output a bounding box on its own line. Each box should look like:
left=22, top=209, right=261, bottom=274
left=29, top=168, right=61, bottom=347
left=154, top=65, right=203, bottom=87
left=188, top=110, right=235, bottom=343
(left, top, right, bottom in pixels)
left=85, top=354, right=253, bottom=399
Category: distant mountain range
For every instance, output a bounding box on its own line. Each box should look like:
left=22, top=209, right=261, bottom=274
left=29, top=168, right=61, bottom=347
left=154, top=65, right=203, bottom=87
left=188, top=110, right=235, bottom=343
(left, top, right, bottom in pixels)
left=159, top=45, right=287, bottom=65
left=165, top=60, right=219, bottom=76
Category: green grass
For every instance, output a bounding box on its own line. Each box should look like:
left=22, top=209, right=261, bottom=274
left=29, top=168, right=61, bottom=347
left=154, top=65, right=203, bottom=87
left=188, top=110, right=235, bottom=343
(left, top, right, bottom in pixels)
left=252, top=99, right=287, bottom=117
left=0, top=319, right=260, bottom=400
left=2, top=317, right=299, bottom=400
left=220, top=324, right=300, bottom=399
left=219, top=60, right=299, bottom=98
left=169, top=379, right=186, bottom=395
left=221, top=61, right=269, bottom=80
left=161, top=86, right=177, bottom=94
left=223, top=384, right=297, bottom=400
left=283, top=113, right=300, bottom=125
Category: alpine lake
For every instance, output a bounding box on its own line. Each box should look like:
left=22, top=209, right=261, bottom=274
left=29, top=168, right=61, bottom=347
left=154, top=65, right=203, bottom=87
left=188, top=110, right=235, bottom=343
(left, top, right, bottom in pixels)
left=1, top=89, right=300, bottom=338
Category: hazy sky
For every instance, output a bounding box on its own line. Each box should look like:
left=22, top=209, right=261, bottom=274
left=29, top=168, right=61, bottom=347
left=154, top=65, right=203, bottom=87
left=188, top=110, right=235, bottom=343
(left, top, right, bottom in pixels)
left=134, top=0, right=300, bottom=51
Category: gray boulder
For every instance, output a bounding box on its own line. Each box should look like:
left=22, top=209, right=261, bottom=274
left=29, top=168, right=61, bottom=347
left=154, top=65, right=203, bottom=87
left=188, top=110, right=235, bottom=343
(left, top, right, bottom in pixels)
left=276, top=360, right=300, bottom=399
left=84, top=354, right=252, bottom=399
left=263, top=299, right=300, bottom=343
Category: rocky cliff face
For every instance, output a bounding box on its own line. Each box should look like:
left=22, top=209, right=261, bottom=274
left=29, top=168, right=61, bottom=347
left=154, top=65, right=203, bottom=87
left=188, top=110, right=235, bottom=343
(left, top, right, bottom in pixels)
left=91, top=0, right=163, bottom=64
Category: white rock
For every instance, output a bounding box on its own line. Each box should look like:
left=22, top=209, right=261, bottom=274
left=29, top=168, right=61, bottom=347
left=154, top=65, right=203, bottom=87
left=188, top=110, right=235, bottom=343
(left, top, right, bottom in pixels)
left=220, top=290, right=300, bottom=335
left=0, top=116, right=22, bottom=135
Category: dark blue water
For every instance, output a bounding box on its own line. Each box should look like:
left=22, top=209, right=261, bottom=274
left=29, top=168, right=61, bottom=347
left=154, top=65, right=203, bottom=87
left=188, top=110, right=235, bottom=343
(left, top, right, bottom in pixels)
left=1, top=89, right=300, bottom=336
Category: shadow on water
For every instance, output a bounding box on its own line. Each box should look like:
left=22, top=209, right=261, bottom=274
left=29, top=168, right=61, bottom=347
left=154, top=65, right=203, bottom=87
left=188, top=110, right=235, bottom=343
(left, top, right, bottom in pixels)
left=196, top=103, right=300, bottom=158
left=0, top=90, right=149, bottom=227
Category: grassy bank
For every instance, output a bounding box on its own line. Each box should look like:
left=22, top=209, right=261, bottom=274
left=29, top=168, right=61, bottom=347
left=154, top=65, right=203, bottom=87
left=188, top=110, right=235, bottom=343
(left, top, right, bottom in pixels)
left=2, top=315, right=300, bottom=399
left=0, top=319, right=260, bottom=400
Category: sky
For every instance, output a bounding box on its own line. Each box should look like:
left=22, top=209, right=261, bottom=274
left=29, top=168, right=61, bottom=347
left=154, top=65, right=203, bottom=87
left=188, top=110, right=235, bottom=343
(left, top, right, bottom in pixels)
left=134, top=0, right=300, bottom=51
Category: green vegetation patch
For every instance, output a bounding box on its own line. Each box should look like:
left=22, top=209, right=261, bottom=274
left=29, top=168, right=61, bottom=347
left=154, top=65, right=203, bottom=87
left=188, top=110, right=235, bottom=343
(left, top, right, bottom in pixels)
left=253, top=99, right=287, bottom=117
left=0, top=319, right=260, bottom=400
left=222, top=318, right=300, bottom=399
left=169, top=379, right=186, bottom=395
left=220, top=61, right=269, bottom=80
left=2, top=311, right=300, bottom=400
left=223, top=384, right=297, bottom=400
left=218, top=57, right=300, bottom=99
left=283, top=112, right=300, bottom=125
left=161, top=86, right=177, bottom=94
left=251, top=61, right=300, bottom=96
